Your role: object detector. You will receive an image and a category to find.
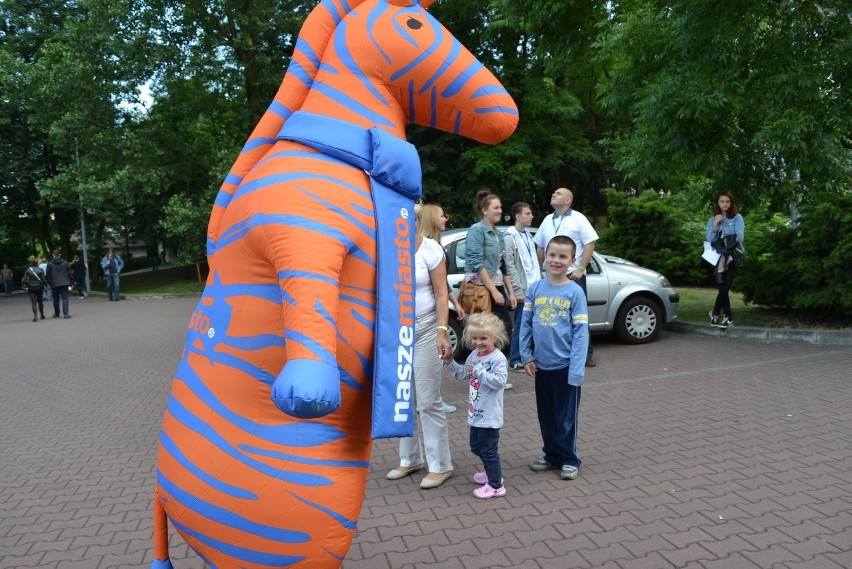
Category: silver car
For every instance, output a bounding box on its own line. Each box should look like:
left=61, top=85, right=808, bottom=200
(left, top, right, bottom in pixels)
left=441, top=227, right=679, bottom=358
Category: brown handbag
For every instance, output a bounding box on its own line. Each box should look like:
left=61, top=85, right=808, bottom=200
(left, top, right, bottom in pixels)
left=458, top=281, right=492, bottom=314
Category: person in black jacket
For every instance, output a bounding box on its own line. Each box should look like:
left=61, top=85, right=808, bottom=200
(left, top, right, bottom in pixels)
left=45, top=249, right=73, bottom=319
left=70, top=255, right=88, bottom=299
left=21, top=258, right=48, bottom=322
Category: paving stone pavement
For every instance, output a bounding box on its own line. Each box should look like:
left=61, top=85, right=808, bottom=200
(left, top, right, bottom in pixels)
left=1, top=292, right=850, bottom=569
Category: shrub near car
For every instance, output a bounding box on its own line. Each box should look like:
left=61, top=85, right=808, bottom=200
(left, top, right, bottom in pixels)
left=441, top=227, right=680, bottom=359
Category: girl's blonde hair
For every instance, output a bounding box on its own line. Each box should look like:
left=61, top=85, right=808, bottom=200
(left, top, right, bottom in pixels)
left=417, top=203, right=444, bottom=241
left=463, top=312, right=508, bottom=350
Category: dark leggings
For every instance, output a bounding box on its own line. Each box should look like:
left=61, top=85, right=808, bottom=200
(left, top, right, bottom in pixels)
left=28, top=291, right=45, bottom=317
left=713, top=264, right=738, bottom=318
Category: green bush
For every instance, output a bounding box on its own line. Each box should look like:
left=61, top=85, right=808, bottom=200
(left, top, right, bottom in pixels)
left=733, top=207, right=792, bottom=308
left=598, top=189, right=708, bottom=285
left=89, top=261, right=209, bottom=294
left=124, top=254, right=152, bottom=272
left=736, top=192, right=852, bottom=316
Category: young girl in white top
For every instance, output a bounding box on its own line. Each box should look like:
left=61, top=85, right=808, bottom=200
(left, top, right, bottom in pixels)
left=441, top=312, right=509, bottom=499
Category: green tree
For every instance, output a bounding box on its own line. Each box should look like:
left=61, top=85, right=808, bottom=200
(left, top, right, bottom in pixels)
left=596, top=0, right=852, bottom=204
left=1, top=0, right=159, bottom=260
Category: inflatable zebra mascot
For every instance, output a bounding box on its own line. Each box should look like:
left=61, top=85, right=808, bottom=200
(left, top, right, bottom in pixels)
left=151, top=0, right=518, bottom=566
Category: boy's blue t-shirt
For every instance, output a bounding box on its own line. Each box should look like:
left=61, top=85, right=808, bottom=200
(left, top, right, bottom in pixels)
left=519, top=278, right=589, bottom=386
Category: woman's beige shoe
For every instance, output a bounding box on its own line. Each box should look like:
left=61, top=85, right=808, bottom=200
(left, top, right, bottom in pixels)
left=419, top=471, right=452, bottom=489
left=386, top=464, right=425, bottom=480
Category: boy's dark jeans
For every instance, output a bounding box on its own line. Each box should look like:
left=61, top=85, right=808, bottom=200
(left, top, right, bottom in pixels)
left=470, top=426, right=503, bottom=489
left=535, top=366, right=582, bottom=469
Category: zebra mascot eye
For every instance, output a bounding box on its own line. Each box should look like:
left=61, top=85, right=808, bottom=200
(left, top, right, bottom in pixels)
left=406, top=17, right=423, bottom=30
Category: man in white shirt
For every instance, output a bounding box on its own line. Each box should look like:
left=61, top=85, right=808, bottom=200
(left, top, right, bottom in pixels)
left=505, top=202, right=541, bottom=370
left=533, top=187, right=599, bottom=367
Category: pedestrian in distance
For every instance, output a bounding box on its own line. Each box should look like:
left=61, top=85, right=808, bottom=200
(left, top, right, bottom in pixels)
left=21, top=258, right=48, bottom=322
left=441, top=312, right=509, bottom=499
left=46, top=249, right=73, bottom=319
left=1, top=263, right=14, bottom=296
left=149, top=248, right=160, bottom=271
left=101, top=248, right=125, bottom=301
left=520, top=235, right=590, bottom=481
left=706, top=191, right=745, bottom=328
left=38, top=257, right=52, bottom=302
left=70, top=255, right=88, bottom=299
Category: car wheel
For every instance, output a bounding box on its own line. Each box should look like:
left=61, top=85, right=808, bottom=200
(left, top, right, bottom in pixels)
left=447, top=316, right=466, bottom=361
left=614, top=296, right=662, bottom=344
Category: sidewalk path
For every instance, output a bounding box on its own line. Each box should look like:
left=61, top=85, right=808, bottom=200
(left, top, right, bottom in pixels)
left=1, top=293, right=850, bottom=568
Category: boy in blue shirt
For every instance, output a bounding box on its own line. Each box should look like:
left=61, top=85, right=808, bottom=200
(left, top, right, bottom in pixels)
left=519, top=235, right=589, bottom=480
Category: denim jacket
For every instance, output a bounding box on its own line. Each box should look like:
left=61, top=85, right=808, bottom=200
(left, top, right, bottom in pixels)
left=101, top=255, right=125, bottom=275
left=464, top=220, right=505, bottom=282
left=706, top=213, right=745, bottom=251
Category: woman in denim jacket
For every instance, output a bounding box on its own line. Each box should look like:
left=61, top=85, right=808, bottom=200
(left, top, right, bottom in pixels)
left=705, top=191, right=745, bottom=328
left=465, top=188, right=516, bottom=339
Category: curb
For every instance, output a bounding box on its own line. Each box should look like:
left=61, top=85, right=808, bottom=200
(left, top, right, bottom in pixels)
left=669, top=320, right=852, bottom=346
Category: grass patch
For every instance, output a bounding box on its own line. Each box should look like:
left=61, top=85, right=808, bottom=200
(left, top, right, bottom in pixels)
left=126, top=280, right=205, bottom=295
left=677, top=287, right=851, bottom=330
left=91, top=262, right=208, bottom=296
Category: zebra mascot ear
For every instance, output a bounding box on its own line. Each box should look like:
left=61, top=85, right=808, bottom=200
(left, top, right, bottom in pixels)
left=151, top=0, right=517, bottom=567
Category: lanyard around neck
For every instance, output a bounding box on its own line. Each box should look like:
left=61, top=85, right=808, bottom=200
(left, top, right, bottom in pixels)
left=517, top=229, right=533, bottom=257
left=551, top=209, right=573, bottom=234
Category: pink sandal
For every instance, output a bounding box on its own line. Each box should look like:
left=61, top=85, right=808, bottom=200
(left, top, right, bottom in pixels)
left=473, top=483, right=506, bottom=499
left=473, top=472, right=503, bottom=485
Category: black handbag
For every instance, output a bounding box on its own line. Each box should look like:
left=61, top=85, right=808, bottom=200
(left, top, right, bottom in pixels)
left=711, top=233, right=739, bottom=254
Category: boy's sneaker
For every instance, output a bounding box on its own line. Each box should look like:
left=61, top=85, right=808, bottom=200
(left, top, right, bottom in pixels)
left=530, top=458, right=556, bottom=472
left=560, top=466, right=579, bottom=480
left=511, top=363, right=524, bottom=371
left=473, top=472, right=504, bottom=485
left=718, top=317, right=734, bottom=328
left=708, top=311, right=719, bottom=326
left=473, top=483, right=506, bottom=499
